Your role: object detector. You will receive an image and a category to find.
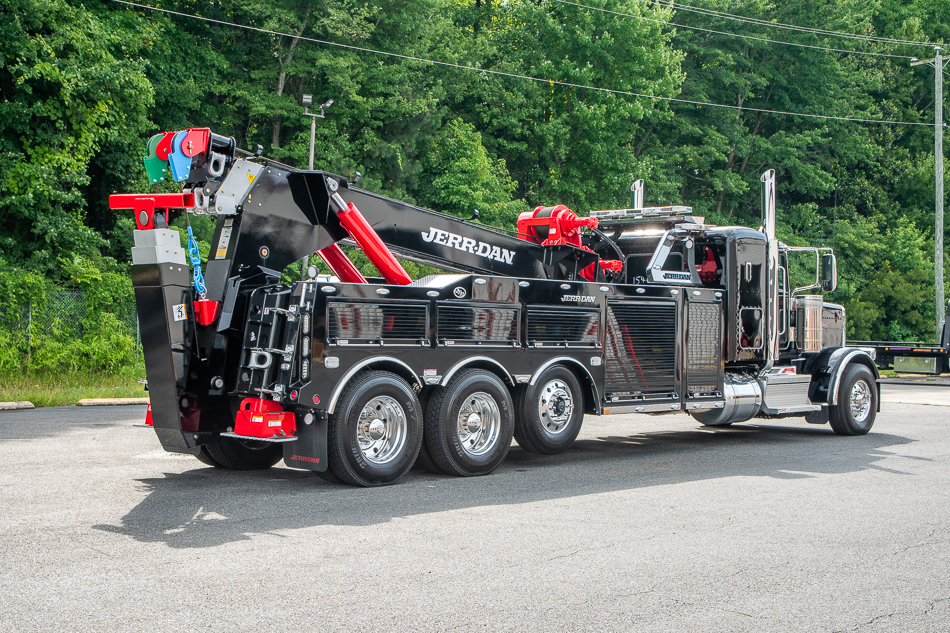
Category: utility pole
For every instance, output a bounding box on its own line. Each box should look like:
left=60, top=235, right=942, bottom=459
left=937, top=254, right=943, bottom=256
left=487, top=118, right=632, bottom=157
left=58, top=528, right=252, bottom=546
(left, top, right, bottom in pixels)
left=300, top=94, right=335, bottom=277
left=301, top=95, right=334, bottom=170
left=911, top=48, right=948, bottom=340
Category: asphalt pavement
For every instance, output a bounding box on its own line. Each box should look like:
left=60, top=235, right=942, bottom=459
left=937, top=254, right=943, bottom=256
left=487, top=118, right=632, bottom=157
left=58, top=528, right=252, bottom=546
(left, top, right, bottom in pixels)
left=1, top=381, right=948, bottom=632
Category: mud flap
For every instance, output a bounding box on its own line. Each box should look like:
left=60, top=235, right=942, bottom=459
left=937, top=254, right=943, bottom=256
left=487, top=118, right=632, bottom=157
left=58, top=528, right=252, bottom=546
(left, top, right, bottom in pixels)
left=805, top=406, right=829, bottom=424
left=283, top=411, right=328, bottom=472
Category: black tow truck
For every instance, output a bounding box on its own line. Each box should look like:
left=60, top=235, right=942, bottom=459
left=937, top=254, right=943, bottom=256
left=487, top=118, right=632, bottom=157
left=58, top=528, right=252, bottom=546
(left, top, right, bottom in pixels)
left=110, top=128, right=880, bottom=486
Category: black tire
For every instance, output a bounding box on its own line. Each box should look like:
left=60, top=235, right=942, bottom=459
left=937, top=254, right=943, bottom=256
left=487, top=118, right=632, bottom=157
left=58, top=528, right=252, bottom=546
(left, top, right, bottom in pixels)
left=315, top=468, right=343, bottom=484
left=413, top=440, right=442, bottom=474
left=327, top=370, right=423, bottom=487
left=829, top=364, right=877, bottom=436
left=424, top=369, right=514, bottom=476
left=195, top=446, right=224, bottom=467
left=203, top=436, right=283, bottom=470
left=514, top=366, right=585, bottom=455
left=413, top=387, right=442, bottom=474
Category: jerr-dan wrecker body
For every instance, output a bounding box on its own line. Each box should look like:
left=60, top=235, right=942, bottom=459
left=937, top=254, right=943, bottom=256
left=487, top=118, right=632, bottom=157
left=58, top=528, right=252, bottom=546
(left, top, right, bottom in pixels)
left=110, top=128, right=880, bottom=486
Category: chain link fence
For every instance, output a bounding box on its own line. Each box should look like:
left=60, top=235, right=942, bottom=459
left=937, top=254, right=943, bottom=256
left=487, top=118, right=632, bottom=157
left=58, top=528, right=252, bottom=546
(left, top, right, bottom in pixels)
left=6, top=290, right=140, bottom=347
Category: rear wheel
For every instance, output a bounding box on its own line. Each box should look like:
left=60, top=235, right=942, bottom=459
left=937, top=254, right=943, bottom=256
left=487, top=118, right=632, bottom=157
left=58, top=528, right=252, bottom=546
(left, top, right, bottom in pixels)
left=514, top=366, right=585, bottom=455
left=425, top=369, right=514, bottom=476
left=195, top=446, right=224, bottom=467
left=203, top=437, right=283, bottom=470
left=327, top=371, right=423, bottom=486
left=829, top=364, right=877, bottom=436
left=413, top=388, right=441, bottom=474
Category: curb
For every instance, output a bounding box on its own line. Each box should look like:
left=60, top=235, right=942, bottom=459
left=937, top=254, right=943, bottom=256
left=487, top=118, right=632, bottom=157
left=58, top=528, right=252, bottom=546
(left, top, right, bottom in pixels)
left=0, top=401, right=36, bottom=411
left=76, top=398, right=151, bottom=406
left=882, top=380, right=950, bottom=388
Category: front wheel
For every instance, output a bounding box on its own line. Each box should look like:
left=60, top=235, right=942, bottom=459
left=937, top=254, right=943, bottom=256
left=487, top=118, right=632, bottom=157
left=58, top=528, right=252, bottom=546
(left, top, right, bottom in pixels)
left=327, top=370, right=423, bottom=486
left=829, top=364, right=877, bottom=436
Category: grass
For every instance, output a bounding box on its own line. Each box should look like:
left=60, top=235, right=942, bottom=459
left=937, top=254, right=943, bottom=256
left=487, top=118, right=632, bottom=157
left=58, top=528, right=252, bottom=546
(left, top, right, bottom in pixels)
left=0, top=367, right=148, bottom=407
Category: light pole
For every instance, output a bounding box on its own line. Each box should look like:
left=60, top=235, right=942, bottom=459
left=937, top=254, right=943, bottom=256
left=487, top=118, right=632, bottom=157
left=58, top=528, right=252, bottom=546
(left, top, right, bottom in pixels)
left=301, top=94, right=333, bottom=171
left=300, top=95, right=334, bottom=278
left=911, top=48, right=948, bottom=340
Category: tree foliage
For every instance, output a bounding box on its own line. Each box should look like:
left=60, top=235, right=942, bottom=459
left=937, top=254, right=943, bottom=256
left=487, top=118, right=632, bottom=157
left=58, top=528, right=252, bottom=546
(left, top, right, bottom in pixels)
left=1, top=0, right=948, bottom=346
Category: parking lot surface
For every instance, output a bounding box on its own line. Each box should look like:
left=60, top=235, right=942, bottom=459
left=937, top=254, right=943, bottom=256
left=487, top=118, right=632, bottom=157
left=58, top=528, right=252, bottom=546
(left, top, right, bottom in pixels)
left=1, top=381, right=948, bottom=632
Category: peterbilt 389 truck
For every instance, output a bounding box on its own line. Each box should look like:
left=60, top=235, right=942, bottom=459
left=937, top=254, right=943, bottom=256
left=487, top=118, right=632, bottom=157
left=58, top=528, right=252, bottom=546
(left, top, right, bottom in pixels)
left=110, top=128, right=879, bottom=486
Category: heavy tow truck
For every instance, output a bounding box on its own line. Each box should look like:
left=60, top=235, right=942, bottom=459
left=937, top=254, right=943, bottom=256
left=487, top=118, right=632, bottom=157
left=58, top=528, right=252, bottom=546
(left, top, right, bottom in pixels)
left=110, top=128, right=880, bottom=486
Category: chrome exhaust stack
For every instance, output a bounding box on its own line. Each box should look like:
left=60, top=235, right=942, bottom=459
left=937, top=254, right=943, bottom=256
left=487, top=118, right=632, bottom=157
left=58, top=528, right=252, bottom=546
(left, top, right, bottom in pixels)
left=760, top=169, right=779, bottom=375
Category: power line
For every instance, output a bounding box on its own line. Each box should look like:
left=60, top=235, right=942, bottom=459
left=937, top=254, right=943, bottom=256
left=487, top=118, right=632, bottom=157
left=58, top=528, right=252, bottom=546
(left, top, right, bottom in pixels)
left=112, top=0, right=933, bottom=128
left=552, top=0, right=915, bottom=59
left=643, top=0, right=937, bottom=48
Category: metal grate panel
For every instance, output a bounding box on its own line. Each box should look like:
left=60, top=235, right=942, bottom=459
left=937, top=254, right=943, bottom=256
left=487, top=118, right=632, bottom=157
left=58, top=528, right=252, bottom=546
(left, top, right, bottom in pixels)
left=328, top=301, right=428, bottom=344
left=687, top=302, right=722, bottom=393
left=437, top=305, right=519, bottom=345
left=526, top=308, right=600, bottom=347
left=605, top=300, right=676, bottom=395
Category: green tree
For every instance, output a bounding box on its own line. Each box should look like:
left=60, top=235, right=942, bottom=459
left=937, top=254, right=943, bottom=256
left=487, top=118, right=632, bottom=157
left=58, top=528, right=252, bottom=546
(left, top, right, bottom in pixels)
left=0, top=0, right=155, bottom=278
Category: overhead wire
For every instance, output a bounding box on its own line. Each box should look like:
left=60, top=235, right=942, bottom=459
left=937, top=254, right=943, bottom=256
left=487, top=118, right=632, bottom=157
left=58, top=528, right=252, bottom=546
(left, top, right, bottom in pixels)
left=111, top=0, right=934, bottom=127
left=639, top=0, right=938, bottom=48
left=551, top=0, right=916, bottom=59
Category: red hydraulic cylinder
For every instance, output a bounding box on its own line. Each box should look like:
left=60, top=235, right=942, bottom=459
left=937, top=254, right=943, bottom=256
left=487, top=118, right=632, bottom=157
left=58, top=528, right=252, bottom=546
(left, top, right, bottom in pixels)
left=318, top=243, right=368, bottom=284
left=335, top=201, right=412, bottom=286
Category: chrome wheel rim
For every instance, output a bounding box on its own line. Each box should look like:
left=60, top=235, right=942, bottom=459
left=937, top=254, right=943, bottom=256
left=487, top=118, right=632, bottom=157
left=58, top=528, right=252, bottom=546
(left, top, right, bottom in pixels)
left=850, top=379, right=872, bottom=423
left=457, top=392, right=501, bottom=457
left=357, top=396, right=407, bottom=465
left=537, top=379, right=574, bottom=436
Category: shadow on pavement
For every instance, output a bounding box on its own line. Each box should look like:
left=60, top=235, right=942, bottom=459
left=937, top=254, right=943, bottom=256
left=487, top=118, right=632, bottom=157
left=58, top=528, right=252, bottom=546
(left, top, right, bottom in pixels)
left=94, top=423, right=914, bottom=549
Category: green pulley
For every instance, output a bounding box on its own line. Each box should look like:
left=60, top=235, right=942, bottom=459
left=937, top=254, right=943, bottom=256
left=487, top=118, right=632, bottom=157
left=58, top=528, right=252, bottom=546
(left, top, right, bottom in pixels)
left=143, top=134, right=169, bottom=184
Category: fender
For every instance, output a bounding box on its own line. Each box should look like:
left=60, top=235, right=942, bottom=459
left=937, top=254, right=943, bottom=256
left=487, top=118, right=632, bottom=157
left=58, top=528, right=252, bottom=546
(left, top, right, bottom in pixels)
left=326, top=356, right=424, bottom=414
left=803, top=346, right=880, bottom=408
left=440, top=356, right=514, bottom=386
left=529, top=356, right=601, bottom=414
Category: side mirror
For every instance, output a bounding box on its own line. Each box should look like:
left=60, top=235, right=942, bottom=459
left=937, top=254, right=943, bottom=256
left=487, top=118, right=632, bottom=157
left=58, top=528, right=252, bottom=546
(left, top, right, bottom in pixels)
left=820, top=253, right=837, bottom=292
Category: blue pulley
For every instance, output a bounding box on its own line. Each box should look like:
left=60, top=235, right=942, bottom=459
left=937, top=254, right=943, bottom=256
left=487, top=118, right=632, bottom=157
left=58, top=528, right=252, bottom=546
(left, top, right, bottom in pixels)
left=167, top=130, right=193, bottom=182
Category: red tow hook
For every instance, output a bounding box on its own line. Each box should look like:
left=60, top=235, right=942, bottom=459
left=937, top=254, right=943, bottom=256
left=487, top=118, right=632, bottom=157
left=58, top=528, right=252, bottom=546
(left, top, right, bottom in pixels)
left=194, top=299, right=220, bottom=326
